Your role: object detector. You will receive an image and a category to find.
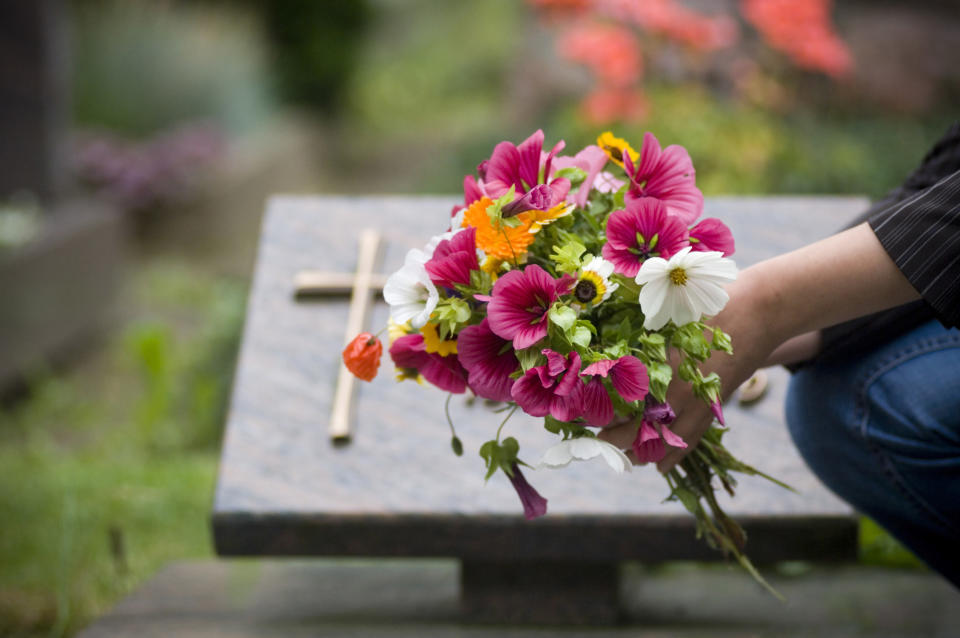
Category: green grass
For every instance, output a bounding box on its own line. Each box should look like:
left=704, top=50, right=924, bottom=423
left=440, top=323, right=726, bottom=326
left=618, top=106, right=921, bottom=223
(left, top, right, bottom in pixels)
left=0, top=263, right=245, bottom=637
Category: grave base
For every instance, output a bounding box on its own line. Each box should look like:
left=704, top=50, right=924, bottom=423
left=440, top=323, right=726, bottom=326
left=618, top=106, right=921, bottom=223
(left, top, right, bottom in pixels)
left=460, top=560, right=619, bottom=625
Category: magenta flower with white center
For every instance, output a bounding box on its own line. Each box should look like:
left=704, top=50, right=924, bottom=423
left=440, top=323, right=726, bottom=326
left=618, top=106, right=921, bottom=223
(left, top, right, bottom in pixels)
left=487, top=265, right=575, bottom=350
left=511, top=349, right=583, bottom=422
left=389, top=334, right=468, bottom=394
left=425, top=226, right=479, bottom=289
left=623, top=131, right=704, bottom=225
left=580, top=356, right=650, bottom=426
left=689, top=218, right=736, bottom=256
left=602, top=197, right=689, bottom=277
left=456, top=319, right=520, bottom=402
left=507, top=463, right=548, bottom=520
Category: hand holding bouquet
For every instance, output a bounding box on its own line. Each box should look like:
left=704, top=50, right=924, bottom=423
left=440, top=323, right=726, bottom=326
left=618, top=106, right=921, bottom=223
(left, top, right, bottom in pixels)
left=344, top=130, right=790, bottom=594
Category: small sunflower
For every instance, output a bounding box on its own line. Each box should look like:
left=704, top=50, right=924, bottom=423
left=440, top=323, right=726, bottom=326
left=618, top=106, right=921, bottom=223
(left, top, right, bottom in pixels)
left=597, top=131, right=639, bottom=168
left=574, top=256, right=619, bottom=306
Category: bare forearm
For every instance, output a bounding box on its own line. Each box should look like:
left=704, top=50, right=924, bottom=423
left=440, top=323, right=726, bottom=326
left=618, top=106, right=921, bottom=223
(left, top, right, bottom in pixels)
left=736, top=222, right=920, bottom=348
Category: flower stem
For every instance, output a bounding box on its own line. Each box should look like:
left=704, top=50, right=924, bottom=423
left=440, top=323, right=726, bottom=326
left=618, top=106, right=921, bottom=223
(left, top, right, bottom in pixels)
left=495, top=404, right=519, bottom=442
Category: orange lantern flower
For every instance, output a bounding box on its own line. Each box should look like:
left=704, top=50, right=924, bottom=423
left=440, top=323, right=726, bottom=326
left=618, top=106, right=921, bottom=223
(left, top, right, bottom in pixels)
left=342, top=332, right=383, bottom=381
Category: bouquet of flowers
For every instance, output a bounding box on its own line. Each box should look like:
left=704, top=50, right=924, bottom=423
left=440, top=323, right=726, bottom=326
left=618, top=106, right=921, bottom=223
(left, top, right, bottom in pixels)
left=343, top=130, right=789, bottom=593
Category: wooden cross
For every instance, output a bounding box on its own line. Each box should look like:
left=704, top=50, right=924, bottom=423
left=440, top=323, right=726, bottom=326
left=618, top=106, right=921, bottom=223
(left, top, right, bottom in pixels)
left=293, top=228, right=390, bottom=442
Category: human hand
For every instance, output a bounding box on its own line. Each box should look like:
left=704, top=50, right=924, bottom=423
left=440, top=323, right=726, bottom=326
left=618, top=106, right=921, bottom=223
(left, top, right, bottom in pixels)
left=598, top=266, right=786, bottom=473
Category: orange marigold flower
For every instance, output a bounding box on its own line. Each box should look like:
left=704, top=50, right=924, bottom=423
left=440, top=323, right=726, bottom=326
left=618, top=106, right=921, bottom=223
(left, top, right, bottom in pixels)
left=342, top=332, right=383, bottom=382
left=462, top=197, right=536, bottom=261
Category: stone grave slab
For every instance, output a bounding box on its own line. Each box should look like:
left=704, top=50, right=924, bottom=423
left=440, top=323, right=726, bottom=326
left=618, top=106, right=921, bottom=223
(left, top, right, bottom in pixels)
left=213, top=195, right=868, bottom=623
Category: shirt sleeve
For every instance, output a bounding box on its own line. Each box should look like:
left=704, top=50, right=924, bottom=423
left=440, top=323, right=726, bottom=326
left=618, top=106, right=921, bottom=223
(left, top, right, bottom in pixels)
left=867, top=169, right=960, bottom=328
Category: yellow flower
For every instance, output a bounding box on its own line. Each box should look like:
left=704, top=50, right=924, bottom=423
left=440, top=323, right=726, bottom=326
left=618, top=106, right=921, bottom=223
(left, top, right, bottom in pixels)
left=395, top=368, right=424, bottom=384
left=387, top=318, right=408, bottom=346
left=597, top=131, right=638, bottom=168
left=481, top=255, right=505, bottom=279
left=525, top=203, right=575, bottom=233
left=421, top=322, right=458, bottom=356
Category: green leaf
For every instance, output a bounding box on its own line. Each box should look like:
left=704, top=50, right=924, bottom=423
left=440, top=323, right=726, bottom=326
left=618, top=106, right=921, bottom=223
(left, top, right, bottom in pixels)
left=613, top=183, right=627, bottom=209
left=678, top=357, right=700, bottom=383
left=647, top=361, right=672, bottom=402
left=550, top=237, right=587, bottom=274
left=604, top=340, right=629, bottom=359
left=571, top=325, right=592, bottom=348
left=673, top=487, right=701, bottom=516
left=434, top=297, right=472, bottom=338
left=548, top=304, right=577, bottom=333
left=711, top=327, right=733, bottom=354
left=486, top=185, right=516, bottom=222
left=554, top=166, right=587, bottom=188
left=671, top=323, right=711, bottom=361
left=468, top=269, right=493, bottom=295
left=639, top=333, right=667, bottom=362
left=516, top=346, right=544, bottom=372
left=544, top=415, right=591, bottom=440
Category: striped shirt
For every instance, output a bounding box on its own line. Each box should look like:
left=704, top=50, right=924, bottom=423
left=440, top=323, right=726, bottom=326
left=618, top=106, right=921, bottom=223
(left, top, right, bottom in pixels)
left=869, top=168, right=960, bottom=328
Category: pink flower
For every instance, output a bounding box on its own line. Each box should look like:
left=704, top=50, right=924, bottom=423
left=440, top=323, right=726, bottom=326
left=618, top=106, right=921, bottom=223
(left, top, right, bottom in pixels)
left=689, top=218, right=735, bottom=256
left=551, top=144, right=609, bottom=209
left=624, top=132, right=703, bottom=224
left=710, top=397, right=725, bottom=426
left=632, top=419, right=665, bottom=464
left=601, top=197, right=689, bottom=277
left=631, top=399, right=686, bottom=463
left=507, top=463, right=548, bottom=520
left=389, top=334, right=468, bottom=394
left=511, top=349, right=583, bottom=422
left=580, top=356, right=650, bottom=426
left=487, top=265, right=575, bottom=350
left=425, top=227, right=479, bottom=288
left=456, top=319, right=519, bottom=402
left=481, top=130, right=571, bottom=210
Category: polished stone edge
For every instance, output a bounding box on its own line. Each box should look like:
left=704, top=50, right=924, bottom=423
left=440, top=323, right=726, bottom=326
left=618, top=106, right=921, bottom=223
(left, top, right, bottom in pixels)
left=213, top=512, right=857, bottom=564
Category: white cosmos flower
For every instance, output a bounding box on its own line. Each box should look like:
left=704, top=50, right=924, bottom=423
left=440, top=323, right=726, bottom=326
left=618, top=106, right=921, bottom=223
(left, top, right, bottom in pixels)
left=538, top=437, right=632, bottom=475
left=635, top=246, right=737, bottom=330
left=383, top=248, right=438, bottom=329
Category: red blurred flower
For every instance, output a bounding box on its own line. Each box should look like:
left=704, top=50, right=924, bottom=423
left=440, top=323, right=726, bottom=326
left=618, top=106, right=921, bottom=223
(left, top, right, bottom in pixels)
left=741, top=0, right=852, bottom=77
left=342, top=333, right=383, bottom=382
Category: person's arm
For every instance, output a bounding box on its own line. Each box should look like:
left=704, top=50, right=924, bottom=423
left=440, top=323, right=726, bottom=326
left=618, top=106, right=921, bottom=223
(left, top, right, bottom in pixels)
left=599, top=221, right=920, bottom=472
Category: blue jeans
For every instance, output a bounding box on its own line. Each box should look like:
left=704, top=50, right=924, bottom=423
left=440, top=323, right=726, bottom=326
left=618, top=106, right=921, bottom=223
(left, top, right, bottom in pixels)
left=786, top=319, right=960, bottom=587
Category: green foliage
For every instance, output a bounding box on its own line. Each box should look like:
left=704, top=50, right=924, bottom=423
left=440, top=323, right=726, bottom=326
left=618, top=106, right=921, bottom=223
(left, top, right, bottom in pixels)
left=0, top=263, right=245, bottom=635
left=250, top=0, right=371, bottom=112
left=548, top=304, right=578, bottom=333
left=434, top=297, right=471, bottom=339
left=72, top=0, right=276, bottom=136
left=544, top=415, right=593, bottom=440
left=550, top=236, right=587, bottom=274
left=671, top=323, right=711, bottom=362
left=479, top=436, right=521, bottom=481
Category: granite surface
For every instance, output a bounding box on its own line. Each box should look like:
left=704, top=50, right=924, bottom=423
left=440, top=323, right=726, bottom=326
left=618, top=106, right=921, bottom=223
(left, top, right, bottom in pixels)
left=213, top=195, right=869, bottom=561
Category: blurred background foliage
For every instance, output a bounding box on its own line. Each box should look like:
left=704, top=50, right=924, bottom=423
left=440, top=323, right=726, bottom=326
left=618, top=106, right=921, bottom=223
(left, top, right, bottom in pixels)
left=2, top=0, right=951, bottom=634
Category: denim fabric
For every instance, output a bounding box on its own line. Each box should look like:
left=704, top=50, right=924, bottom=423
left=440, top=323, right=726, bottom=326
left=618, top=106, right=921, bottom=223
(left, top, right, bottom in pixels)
left=786, top=319, right=960, bottom=588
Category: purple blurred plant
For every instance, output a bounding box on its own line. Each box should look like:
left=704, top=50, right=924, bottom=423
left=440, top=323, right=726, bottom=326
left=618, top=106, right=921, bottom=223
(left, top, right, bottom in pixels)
left=74, top=122, right=225, bottom=213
